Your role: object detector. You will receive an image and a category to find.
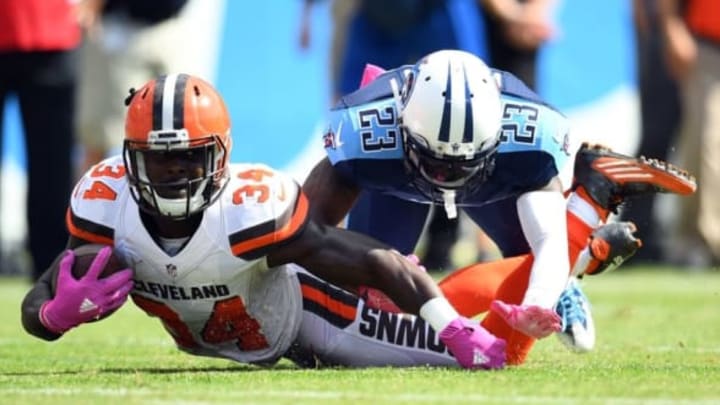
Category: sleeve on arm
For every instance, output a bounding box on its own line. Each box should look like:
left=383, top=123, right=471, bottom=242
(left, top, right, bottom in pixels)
left=516, top=190, right=569, bottom=308
left=21, top=268, right=63, bottom=341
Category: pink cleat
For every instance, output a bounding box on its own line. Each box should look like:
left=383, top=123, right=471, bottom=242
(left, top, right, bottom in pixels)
left=439, top=317, right=506, bottom=370
left=490, top=300, right=562, bottom=339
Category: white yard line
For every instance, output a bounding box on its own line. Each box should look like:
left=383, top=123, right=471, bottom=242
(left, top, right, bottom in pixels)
left=1, top=387, right=718, bottom=405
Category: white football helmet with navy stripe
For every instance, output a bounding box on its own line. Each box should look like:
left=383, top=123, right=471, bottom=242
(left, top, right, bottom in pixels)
left=399, top=50, right=502, bottom=192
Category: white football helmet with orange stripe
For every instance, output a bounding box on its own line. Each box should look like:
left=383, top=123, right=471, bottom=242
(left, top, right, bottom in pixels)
left=123, top=74, right=232, bottom=219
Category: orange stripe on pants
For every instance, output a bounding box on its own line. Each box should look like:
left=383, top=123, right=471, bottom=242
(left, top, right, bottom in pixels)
left=300, top=284, right=357, bottom=321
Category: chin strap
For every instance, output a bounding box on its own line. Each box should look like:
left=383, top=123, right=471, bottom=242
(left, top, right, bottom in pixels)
left=442, top=189, right=458, bottom=219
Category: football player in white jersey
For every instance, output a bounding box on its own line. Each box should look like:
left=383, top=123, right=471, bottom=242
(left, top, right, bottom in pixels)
left=21, top=74, right=511, bottom=369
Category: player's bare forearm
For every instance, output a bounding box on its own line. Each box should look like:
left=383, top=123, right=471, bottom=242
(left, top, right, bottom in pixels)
left=302, top=158, right=360, bottom=226
left=268, top=221, right=441, bottom=314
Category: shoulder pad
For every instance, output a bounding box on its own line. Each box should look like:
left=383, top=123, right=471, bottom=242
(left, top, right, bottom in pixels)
left=324, top=97, right=404, bottom=166
left=67, top=156, right=128, bottom=244
left=497, top=94, right=577, bottom=190
left=493, top=68, right=560, bottom=112
left=221, top=163, right=309, bottom=260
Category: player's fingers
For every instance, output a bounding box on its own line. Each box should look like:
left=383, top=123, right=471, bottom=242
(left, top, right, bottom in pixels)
left=530, top=305, right=560, bottom=319
left=527, top=306, right=561, bottom=326
left=541, top=325, right=561, bottom=338
left=86, top=246, right=113, bottom=280
left=527, top=308, right=561, bottom=338
left=101, top=269, right=134, bottom=291
left=57, top=250, right=76, bottom=283
left=490, top=300, right=513, bottom=321
left=404, top=254, right=427, bottom=273
left=405, top=254, right=421, bottom=265
left=532, top=329, right=554, bottom=339
left=105, top=283, right=134, bottom=310
left=537, top=318, right=561, bottom=334
left=532, top=306, right=561, bottom=324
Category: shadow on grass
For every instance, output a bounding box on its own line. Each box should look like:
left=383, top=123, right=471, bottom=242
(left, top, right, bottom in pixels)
left=2, top=363, right=300, bottom=377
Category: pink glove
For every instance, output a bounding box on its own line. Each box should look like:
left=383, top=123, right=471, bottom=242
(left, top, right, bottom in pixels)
left=439, top=317, right=507, bottom=370
left=404, top=253, right=427, bottom=272
left=40, top=247, right=134, bottom=334
left=490, top=300, right=561, bottom=339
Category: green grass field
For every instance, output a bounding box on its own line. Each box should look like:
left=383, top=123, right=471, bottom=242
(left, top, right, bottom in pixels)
left=0, top=269, right=718, bottom=405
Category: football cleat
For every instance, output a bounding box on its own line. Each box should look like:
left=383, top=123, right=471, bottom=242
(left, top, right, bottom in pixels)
left=573, top=143, right=696, bottom=212
left=555, top=277, right=595, bottom=352
left=584, top=221, right=643, bottom=276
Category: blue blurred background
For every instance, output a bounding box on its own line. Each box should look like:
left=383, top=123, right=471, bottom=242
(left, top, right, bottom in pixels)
left=1, top=0, right=637, bottom=248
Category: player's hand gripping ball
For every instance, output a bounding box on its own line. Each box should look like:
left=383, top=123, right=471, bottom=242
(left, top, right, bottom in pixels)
left=41, top=245, right=134, bottom=333
left=50, top=244, right=130, bottom=293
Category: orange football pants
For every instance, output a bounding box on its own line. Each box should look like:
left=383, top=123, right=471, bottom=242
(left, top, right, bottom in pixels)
left=439, top=195, right=604, bottom=365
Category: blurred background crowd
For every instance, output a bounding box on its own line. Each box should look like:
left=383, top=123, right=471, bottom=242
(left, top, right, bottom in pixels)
left=1, top=0, right=718, bottom=280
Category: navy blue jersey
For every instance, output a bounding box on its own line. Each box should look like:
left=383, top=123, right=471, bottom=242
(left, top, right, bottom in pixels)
left=325, top=67, right=577, bottom=208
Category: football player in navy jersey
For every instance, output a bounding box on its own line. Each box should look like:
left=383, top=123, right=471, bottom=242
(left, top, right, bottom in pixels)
left=303, top=50, right=696, bottom=364
left=20, top=74, right=509, bottom=370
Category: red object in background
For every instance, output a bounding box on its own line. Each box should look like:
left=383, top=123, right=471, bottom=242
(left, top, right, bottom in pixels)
left=685, top=0, right=720, bottom=43
left=0, top=0, right=81, bottom=51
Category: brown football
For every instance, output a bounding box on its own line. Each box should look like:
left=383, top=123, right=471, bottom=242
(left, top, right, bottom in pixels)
left=50, top=244, right=129, bottom=294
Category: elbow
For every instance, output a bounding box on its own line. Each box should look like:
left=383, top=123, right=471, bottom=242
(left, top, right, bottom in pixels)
left=21, top=311, right=60, bottom=342
left=20, top=297, right=61, bottom=342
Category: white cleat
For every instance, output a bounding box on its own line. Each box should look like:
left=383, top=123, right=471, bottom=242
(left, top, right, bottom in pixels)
left=555, top=277, right=595, bottom=352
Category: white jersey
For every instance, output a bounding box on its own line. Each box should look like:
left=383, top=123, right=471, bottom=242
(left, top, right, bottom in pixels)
left=68, top=156, right=463, bottom=369
left=67, top=156, right=308, bottom=364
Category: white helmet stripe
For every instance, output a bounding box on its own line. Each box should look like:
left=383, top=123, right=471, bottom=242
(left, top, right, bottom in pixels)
left=161, top=74, right=179, bottom=130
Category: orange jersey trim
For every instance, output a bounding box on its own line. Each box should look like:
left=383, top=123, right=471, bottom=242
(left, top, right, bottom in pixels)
left=230, top=191, right=309, bottom=257
left=65, top=208, right=114, bottom=246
